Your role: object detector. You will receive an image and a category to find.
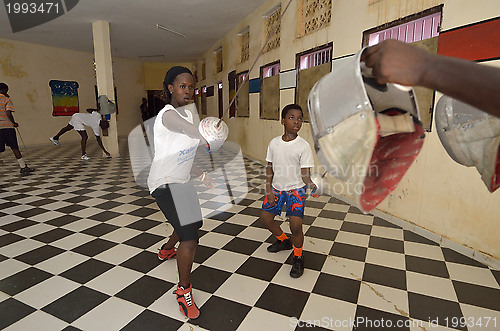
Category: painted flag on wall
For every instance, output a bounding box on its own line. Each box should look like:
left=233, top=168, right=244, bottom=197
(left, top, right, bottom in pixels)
left=49, top=80, right=79, bottom=116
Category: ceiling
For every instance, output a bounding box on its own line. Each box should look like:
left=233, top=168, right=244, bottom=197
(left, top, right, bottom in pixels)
left=0, top=0, right=269, bottom=62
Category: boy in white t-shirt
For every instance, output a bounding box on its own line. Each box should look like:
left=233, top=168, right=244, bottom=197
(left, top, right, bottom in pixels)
left=260, top=104, right=317, bottom=278
left=49, top=108, right=110, bottom=160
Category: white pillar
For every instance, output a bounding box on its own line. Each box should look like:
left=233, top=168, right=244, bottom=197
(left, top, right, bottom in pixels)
left=92, top=20, right=119, bottom=156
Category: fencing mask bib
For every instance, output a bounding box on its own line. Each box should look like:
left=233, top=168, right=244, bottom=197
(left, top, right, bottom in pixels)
left=307, top=48, right=425, bottom=213
left=436, top=95, right=500, bottom=193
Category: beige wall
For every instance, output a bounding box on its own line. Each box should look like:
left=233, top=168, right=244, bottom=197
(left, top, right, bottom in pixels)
left=196, top=0, right=500, bottom=260
left=0, top=38, right=145, bottom=145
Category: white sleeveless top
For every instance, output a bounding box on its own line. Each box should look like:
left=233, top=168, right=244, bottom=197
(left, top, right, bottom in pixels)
left=148, top=104, right=200, bottom=193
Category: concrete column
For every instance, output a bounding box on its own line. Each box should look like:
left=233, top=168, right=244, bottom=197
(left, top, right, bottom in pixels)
left=92, top=20, right=119, bottom=156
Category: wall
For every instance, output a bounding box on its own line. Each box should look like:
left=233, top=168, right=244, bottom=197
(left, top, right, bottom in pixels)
left=195, top=0, right=500, bottom=261
left=0, top=38, right=145, bottom=146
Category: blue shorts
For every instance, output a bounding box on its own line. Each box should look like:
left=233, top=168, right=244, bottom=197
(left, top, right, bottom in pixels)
left=262, top=185, right=307, bottom=218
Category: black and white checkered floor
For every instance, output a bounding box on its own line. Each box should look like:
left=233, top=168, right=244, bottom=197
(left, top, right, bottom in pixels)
left=1, top=140, right=499, bottom=331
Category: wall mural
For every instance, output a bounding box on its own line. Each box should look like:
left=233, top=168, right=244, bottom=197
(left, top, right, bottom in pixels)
left=49, top=80, right=79, bottom=116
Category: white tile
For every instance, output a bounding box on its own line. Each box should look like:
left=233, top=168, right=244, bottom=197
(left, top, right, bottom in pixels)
left=148, top=285, right=210, bottom=322
left=303, top=236, right=334, bottom=255
left=357, top=281, right=409, bottom=316
left=50, top=232, right=96, bottom=250
left=109, top=204, right=142, bottom=213
left=0, top=258, right=31, bottom=279
left=310, top=217, right=343, bottom=230
left=344, top=213, right=373, bottom=225
left=0, top=238, right=44, bottom=258
left=30, top=211, right=66, bottom=222
left=147, top=259, right=180, bottom=284
left=237, top=227, right=270, bottom=242
left=41, top=201, right=73, bottom=210
left=198, top=232, right=233, bottom=249
left=214, top=273, right=268, bottom=306
left=106, top=214, right=142, bottom=227
left=177, top=323, right=211, bottom=331
left=409, top=319, right=461, bottom=331
left=237, top=307, right=295, bottom=331
left=14, top=276, right=80, bottom=309
left=370, top=226, right=404, bottom=241
left=459, top=303, right=500, bottom=331
left=446, top=262, right=499, bottom=289
left=223, top=204, right=247, bottom=214
left=203, top=250, right=248, bottom=272
left=406, top=271, right=458, bottom=302
left=72, top=296, right=144, bottom=331
left=35, top=251, right=89, bottom=274
left=404, top=242, right=444, bottom=261
left=304, top=207, right=321, bottom=217
left=271, top=264, right=320, bottom=292
left=61, top=219, right=101, bottom=232
left=0, top=290, right=10, bottom=303
left=321, top=256, right=365, bottom=281
left=86, top=266, right=143, bottom=296
left=200, top=218, right=223, bottom=231
left=251, top=243, right=291, bottom=263
left=70, top=207, right=103, bottom=218
left=300, top=293, right=358, bottom=331
left=3, top=310, right=69, bottom=331
left=365, top=248, right=406, bottom=270
left=226, top=214, right=258, bottom=226
left=94, top=244, right=143, bottom=265
left=335, top=231, right=370, bottom=248
left=100, top=227, right=143, bottom=243
left=14, top=223, right=56, bottom=238
left=145, top=223, right=173, bottom=237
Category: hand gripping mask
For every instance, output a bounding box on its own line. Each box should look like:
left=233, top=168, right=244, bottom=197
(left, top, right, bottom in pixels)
left=436, top=95, right=500, bottom=192
left=307, top=48, right=425, bottom=213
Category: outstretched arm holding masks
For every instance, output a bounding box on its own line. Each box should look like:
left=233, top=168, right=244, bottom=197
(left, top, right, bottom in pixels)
left=361, top=39, right=500, bottom=118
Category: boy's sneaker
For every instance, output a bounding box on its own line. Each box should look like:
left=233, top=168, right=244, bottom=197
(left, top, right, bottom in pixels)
left=173, top=284, right=200, bottom=319
left=290, top=255, right=304, bottom=278
left=267, top=238, right=292, bottom=252
left=20, top=166, right=35, bottom=176
left=81, top=154, right=90, bottom=161
left=158, top=243, right=177, bottom=261
left=49, top=137, right=60, bottom=146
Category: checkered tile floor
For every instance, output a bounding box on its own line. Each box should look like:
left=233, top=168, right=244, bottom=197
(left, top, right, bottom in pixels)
left=1, top=140, right=499, bottom=331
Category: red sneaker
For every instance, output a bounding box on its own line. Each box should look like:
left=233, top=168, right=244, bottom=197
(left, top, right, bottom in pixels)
left=173, top=284, right=200, bottom=319
left=157, top=243, right=177, bottom=261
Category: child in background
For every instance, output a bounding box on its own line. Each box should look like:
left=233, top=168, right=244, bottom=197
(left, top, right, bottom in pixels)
left=259, top=104, right=317, bottom=278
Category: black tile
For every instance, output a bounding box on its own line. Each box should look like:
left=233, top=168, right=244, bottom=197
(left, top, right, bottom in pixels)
left=330, top=242, right=367, bottom=262
left=3, top=193, right=29, bottom=201
left=39, top=191, right=65, bottom=198
left=362, top=263, right=406, bottom=290
left=373, top=216, right=401, bottom=229
left=0, top=233, right=25, bottom=248
left=45, top=215, right=81, bottom=227
left=405, top=255, right=449, bottom=278
left=60, top=258, right=114, bottom=284
left=61, top=326, right=82, bottom=331
left=193, top=245, right=218, bottom=264
left=212, top=222, right=246, bottom=236
left=41, top=286, right=109, bottom=323
left=200, top=201, right=227, bottom=210
left=318, top=210, right=346, bottom=220
left=0, top=254, right=7, bottom=263
left=452, top=280, right=500, bottom=311
left=353, top=306, right=410, bottom=330
left=32, top=228, right=75, bottom=244
left=236, top=198, right=254, bottom=206
left=348, top=206, right=366, bottom=215
left=123, top=233, right=164, bottom=249
left=116, top=275, right=174, bottom=307
left=14, top=207, right=50, bottom=218
left=239, top=206, right=262, bottom=217
left=222, top=237, right=261, bottom=255
left=408, top=292, right=466, bottom=330
left=305, top=200, right=326, bottom=209
left=190, top=265, right=232, bottom=293
left=313, top=273, right=361, bottom=303
left=126, top=219, right=162, bottom=231
left=0, top=219, right=37, bottom=232
left=81, top=223, right=120, bottom=237
left=27, top=198, right=59, bottom=207
left=305, top=226, right=338, bottom=241
left=64, top=196, right=92, bottom=204
left=122, top=309, right=184, bottom=331
left=294, top=321, right=331, bottom=330
left=492, top=269, right=500, bottom=287
left=340, top=221, right=372, bottom=235
left=302, top=215, right=316, bottom=226
left=120, top=251, right=161, bottom=273
left=190, top=296, right=251, bottom=330
left=56, top=203, right=89, bottom=214
left=88, top=211, right=122, bottom=222
left=250, top=218, right=268, bottom=229
left=93, top=201, right=122, bottom=210
left=0, top=298, right=36, bottom=330
left=441, top=248, right=488, bottom=268
left=14, top=245, right=65, bottom=265
left=284, top=251, right=327, bottom=272
left=99, top=192, right=125, bottom=200
left=71, top=238, right=117, bottom=257
left=207, top=211, right=236, bottom=221
left=403, top=230, right=439, bottom=246
left=369, top=236, right=404, bottom=254
left=0, top=267, right=53, bottom=295
left=70, top=188, right=95, bottom=196
left=0, top=201, right=21, bottom=209
left=128, top=198, right=155, bottom=206
left=256, top=283, right=309, bottom=318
